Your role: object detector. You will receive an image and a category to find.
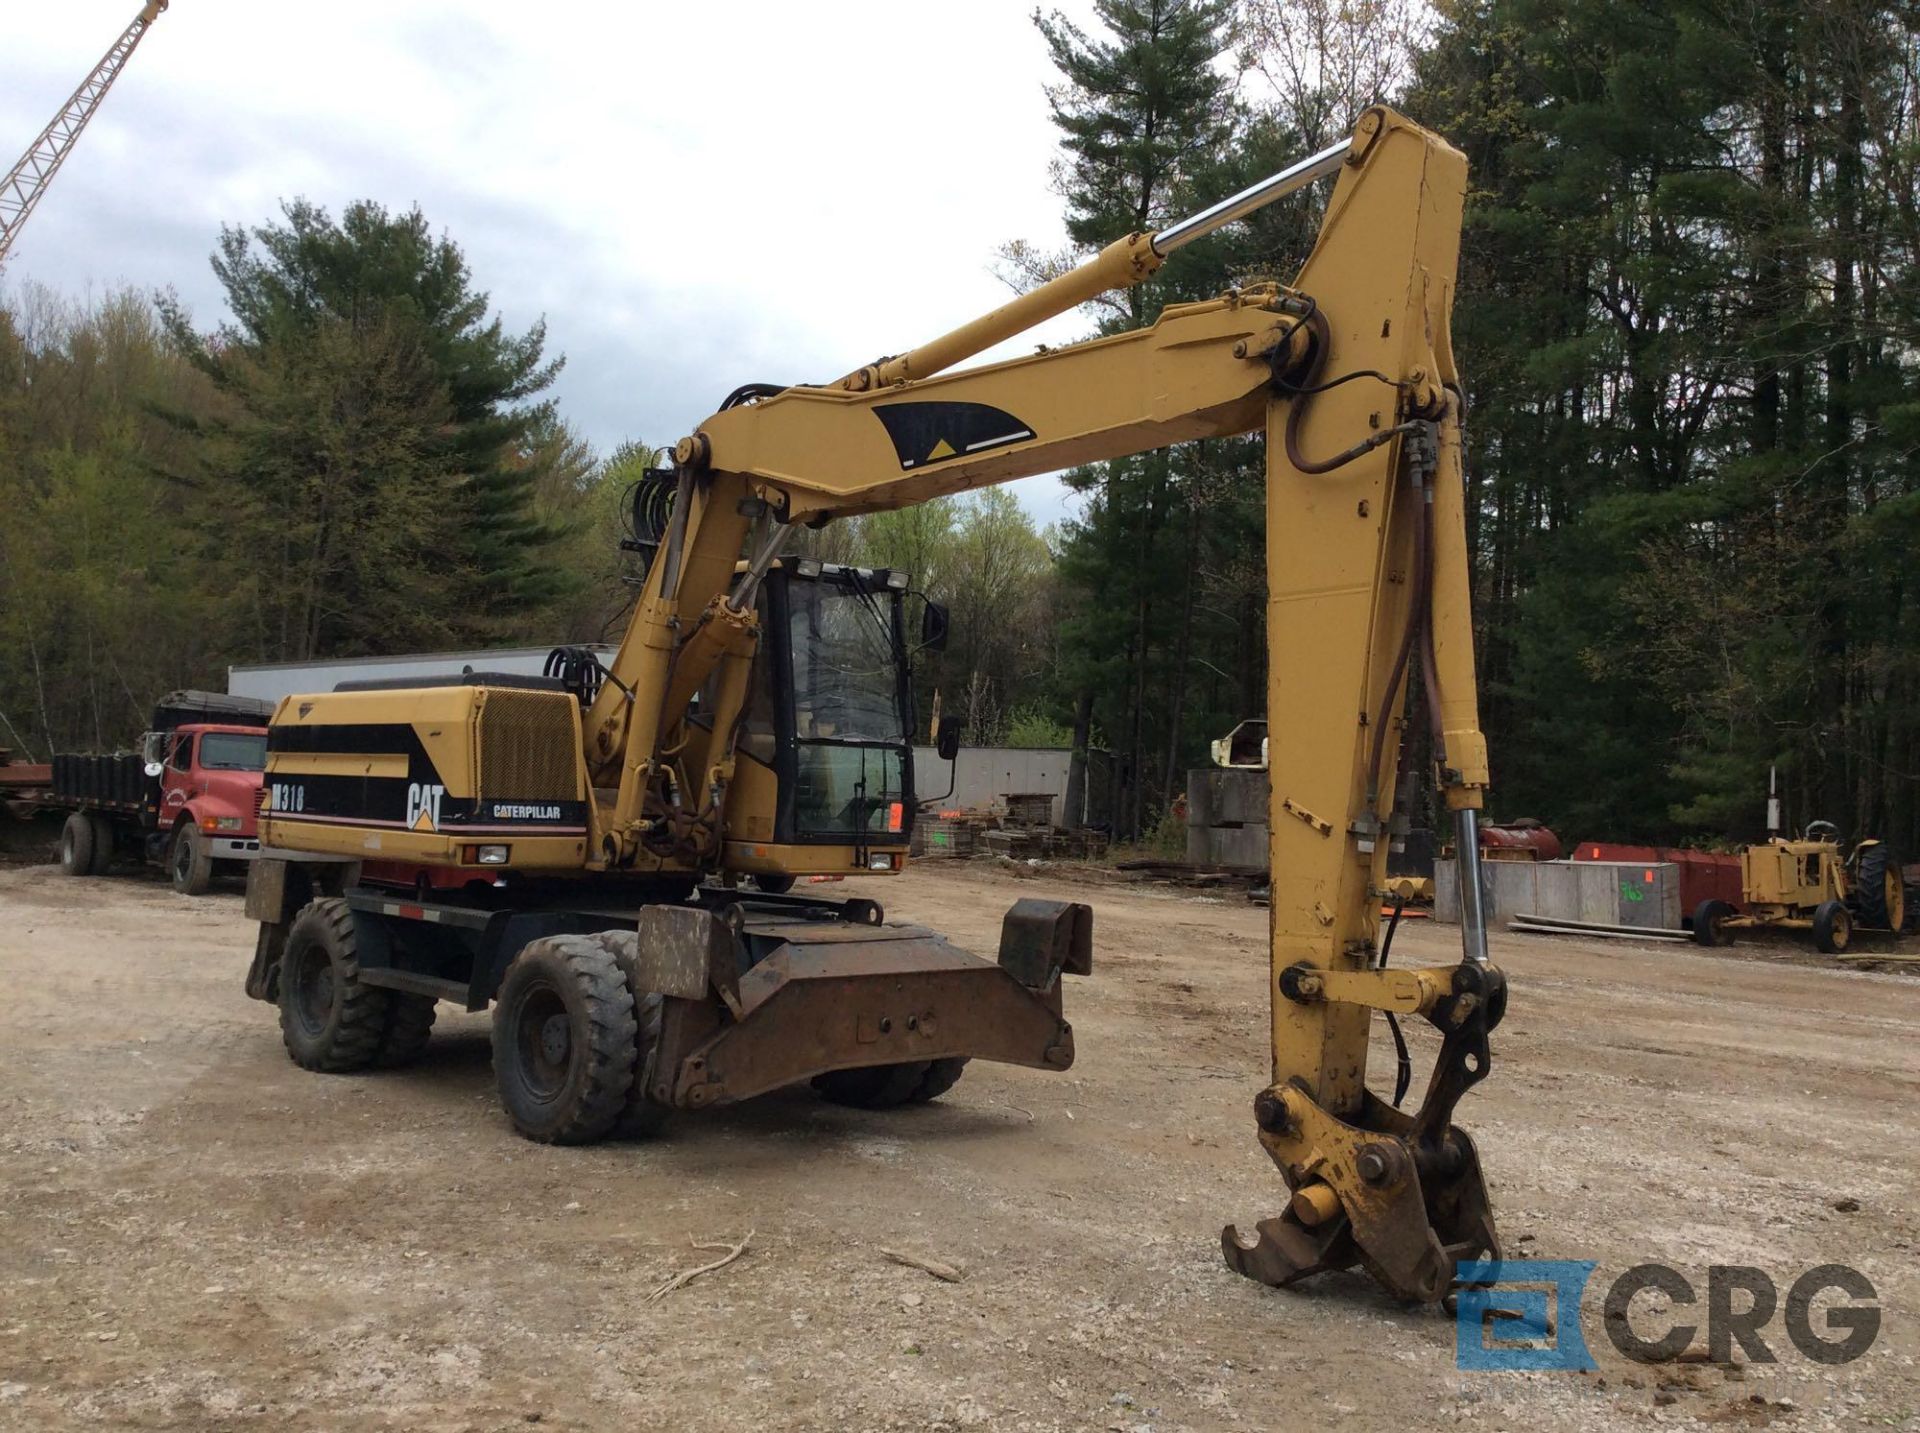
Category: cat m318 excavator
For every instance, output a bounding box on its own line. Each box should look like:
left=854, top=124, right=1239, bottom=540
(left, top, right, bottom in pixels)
left=242, top=105, right=1502, bottom=1305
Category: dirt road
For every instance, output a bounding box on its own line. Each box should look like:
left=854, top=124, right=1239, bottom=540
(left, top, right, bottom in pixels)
left=1, top=860, right=1915, bottom=1431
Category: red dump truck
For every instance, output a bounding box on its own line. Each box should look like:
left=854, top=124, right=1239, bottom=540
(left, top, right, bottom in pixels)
left=50, top=690, right=278, bottom=894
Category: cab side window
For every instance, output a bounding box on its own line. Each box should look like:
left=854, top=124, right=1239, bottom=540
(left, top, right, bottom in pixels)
left=169, top=734, right=193, bottom=773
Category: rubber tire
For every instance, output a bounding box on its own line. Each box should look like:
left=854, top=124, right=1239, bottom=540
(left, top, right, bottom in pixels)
left=491, top=935, right=637, bottom=1145
left=1813, top=900, right=1853, bottom=955
left=1692, top=899, right=1736, bottom=947
left=279, top=898, right=392, bottom=1072
left=592, top=928, right=673, bottom=1139
left=86, top=813, right=114, bottom=873
left=812, top=1057, right=969, bottom=1109
left=1849, top=845, right=1904, bottom=932
left=374, top=993, right=437, bottom=1069
left=169, top=825, right=213, bottom=895
left=752, top=873, right=796, bottom=895
left=58, top=813, right=96, bottom=877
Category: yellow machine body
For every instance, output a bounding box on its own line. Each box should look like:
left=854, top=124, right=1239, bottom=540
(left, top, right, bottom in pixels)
left=257, top=105, right=1507, bottom=1303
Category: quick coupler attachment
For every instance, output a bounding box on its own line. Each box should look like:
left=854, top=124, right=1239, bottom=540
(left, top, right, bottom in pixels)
left=1223, top=960, right=1506, bottom=1303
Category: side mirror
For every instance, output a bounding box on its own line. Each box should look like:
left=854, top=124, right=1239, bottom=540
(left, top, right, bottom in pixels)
left=919, top=600, right=950, bottom=653
left=936, top=720, right=964, bottom=763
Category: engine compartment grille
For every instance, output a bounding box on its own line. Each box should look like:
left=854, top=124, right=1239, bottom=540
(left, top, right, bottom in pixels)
left=475, top=690, right=579, bottom=802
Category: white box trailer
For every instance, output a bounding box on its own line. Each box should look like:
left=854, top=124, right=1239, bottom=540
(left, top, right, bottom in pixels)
left=227, top=646, right=616, bottom=704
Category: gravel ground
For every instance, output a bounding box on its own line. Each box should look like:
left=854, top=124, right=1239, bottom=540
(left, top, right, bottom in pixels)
left=0, top=858, right=1915, bottom=1431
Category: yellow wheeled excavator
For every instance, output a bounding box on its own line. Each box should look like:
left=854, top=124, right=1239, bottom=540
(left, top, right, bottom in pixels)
left=243, top=105, right=1502, bottom=1305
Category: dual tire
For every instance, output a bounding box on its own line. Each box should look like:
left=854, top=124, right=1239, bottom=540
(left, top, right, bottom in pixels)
left=58, top=812, right=114, bottom=877
left=489, top=932, right=672, bottom=1145
left=277, top=899, right=437, bottom=1072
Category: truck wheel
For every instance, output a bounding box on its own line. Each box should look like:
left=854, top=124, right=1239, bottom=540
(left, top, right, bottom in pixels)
left=86, top=813, right=114, bottom=873
left=279, top=898, right=391, bottom=1072
left=812, top=1058, right=969, bottom=1108
left=169, top=826, right=213, bottom=895
left=1692, top=899, right=1736, bottom=947
left=1849, top=845, right=1904, bottom=932
left=595, top=930, right=673, bottom=1139
left=58, top=813, right=96, bottom=877
left=491, top=935, right=637, bottom=1145
left=1813, top=900, right=1853, bottom=955
left=375, top=993, right=437, bottom=1069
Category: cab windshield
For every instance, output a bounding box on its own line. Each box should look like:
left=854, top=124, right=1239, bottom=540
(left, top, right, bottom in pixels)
left=199, top=732, right=267, bottom=771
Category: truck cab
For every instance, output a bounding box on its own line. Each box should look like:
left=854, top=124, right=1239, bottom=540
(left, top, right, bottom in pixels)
left=144, top=722, right=269, bottom=862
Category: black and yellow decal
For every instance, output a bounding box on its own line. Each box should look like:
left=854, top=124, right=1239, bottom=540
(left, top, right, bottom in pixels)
left=872, top=401, right=1035, bottom=471
left=266, top=724, right=585, bottom=834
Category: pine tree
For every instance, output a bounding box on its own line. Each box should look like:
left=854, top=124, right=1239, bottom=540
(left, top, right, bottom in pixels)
left=162, top=199, right=573, bottom=657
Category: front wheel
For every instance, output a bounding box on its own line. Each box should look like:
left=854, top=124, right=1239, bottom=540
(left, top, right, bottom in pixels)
left=169, top=825, right=213, bottom=895
left=491, top=935, right=637, bottom=1145
left=1692, top=899, right=1736, bottom=947
left=1812, top=900, right=1853, bottom=955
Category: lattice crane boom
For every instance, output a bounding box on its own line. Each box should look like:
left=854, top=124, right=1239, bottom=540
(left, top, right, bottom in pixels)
left=0, top=1, right=168, bottom=265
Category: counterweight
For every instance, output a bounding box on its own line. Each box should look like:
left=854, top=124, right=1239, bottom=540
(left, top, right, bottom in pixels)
left=0, top=1, right=168, bottom=265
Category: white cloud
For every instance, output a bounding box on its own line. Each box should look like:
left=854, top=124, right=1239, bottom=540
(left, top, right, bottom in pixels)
left=1, top=0, right=1124, bottom=526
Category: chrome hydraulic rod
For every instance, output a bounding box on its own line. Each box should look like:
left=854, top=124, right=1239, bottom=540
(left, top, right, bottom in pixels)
left=840, top=139, right=1351, bottom=393
left=1151, top=140, right=1350, bottom=255
left=1453, top=807, right=1490, bottom=963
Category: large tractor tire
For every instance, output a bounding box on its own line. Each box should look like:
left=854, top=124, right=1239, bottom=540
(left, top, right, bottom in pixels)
left=491, top=935, right=637, bottom=1145
left=279, top=898, right=392, bottom=1072
left=1692, top=899, right=1736, bottom=947
left=1849, top=844, right=1904, bottom=933
left=1812, top=900, right=1853, bottom=955
left=812, top=1058, right=970, bottom=1109
left=58, top=813, right=96, bottom=877
left=169, top=825, right=213, bottom=895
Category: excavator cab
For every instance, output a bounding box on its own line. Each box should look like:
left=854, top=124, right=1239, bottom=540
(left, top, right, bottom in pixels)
left=720, top=561, right=929, bottom=882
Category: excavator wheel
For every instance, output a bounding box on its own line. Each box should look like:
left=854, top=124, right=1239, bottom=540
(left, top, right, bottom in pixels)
left=1812, top=900, right=1853, bottom=955
left=374, top=993, right=437, bottom=1069
left=813, top=1058, right=969, bottom=1109
left=279, top=898, right=392, bottom=1072
left=491, top=935, right=637, bottom=1145
left=1848, top=845, right=1904, bottom=933
left=752, top=874, right=796, bottom=895
left=593, top=929, right=672, bottom=1140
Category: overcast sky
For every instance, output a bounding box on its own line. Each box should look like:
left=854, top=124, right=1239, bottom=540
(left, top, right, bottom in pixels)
left=0, top=0, right=1115, bottom=526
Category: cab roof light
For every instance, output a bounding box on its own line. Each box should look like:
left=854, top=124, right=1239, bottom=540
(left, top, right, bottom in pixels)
left=794, top=558, right=823, bottom=579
